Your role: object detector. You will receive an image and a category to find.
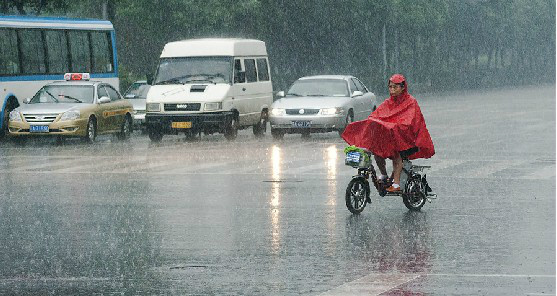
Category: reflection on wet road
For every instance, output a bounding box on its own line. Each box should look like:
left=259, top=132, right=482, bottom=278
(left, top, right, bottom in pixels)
left=0, top=85, right=554, bottom=295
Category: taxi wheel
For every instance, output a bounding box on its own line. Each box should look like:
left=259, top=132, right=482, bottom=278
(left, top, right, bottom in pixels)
left=118, top=115, right=132, bottom=140
left=83, top=118, right=97, bottom=143
left=224, top=116, right=238, bottom=141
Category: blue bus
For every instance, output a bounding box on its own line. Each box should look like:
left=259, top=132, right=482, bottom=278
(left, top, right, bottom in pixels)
left=0, top=15, right=119, bottom=138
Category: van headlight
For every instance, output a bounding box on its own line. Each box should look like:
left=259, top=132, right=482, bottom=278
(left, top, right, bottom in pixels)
left=321, top=107, right=344, bottom=115
left=204, top=102, right=222, bottom=111
left=146, top=103, right=161, bottom=112
left=60, top=110, right=80, bottom=121
left=271, top=108, right=285, bottom=116
left=9, top=110, right=22, bottom=122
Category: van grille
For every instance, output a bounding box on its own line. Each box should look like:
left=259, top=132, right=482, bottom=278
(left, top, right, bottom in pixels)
left=24, top=113, right=59, bottom=123
left=285, top=109, right=320, bottom=115
left=164, top=103, right=201, bottom=111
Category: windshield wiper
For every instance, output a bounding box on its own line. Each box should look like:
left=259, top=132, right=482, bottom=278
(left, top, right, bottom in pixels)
left=286, top=93, right=302, bottom=96
left=61, top=95, right=82, bottom=103
left=184, top=74, right=218, bottom=84
left=306, top=94, right=327, bottom=97
left=155, top=77, right=185, bottom=85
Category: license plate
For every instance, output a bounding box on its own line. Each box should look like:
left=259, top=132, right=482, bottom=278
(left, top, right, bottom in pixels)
left=29, top=125, right=49, bottom=133
left=291, top=120, right=311, bottom=128
left=171, top=121, right=192, bottom=129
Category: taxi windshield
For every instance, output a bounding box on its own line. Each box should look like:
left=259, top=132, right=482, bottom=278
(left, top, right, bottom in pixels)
left=287, top=79, right=349, bottom=97
left=30, top=85, right=94, bottom=104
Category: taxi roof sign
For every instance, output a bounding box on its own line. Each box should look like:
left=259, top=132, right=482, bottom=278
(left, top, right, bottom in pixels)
left=64, top=73, right=90, bottom=81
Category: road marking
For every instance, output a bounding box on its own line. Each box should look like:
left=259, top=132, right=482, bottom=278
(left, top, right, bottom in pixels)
left=319, top=273, right=421, bottom=296
left=319, top=273, right=555, bottom=296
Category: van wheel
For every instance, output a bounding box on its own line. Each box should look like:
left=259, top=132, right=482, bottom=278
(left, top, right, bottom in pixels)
left=149, top=130, right=163, bottom=142
left=224, top=115, right=238, bottom=140
left=253, top=111, right=267, bottom=138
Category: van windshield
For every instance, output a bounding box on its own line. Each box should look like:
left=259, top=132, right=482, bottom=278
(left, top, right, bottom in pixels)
left=153, top=57, right=232, bottom=85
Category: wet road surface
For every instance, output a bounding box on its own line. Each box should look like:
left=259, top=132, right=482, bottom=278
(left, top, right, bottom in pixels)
left=0, top=85, right=555, bottom=295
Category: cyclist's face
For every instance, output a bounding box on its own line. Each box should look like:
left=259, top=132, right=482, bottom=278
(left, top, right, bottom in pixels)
left=388, top=82, right=404, bottom=96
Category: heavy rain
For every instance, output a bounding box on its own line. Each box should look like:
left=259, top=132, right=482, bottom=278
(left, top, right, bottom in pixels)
left=0, top=1, right=555, bottom=295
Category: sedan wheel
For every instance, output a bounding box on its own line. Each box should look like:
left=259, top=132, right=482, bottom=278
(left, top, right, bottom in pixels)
left=83, top=118, right=96, bottom=143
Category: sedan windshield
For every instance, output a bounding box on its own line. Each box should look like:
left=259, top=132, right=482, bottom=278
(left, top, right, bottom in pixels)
left=153, top=57, right=232, bottom=85
left=287, top=79, right=349, bottom=97
left=30, top=85, right=94, bottom=104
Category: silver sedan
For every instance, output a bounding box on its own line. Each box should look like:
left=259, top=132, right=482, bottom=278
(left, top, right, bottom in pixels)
left=269, top=75, right=377, bottom=139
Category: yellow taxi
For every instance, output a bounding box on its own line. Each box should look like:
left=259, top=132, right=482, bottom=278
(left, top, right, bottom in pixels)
left=8, top=73, right=133, bottom=143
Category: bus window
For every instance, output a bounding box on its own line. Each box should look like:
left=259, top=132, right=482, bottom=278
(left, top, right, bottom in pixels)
left=45, top=30, right=69, bottom=74
left=91, top=31, right=112, bottom=73
left=19, top=29, right=47, bottom=74
left=0, top=28, right=20, bottom=75
left=68, top=31, right=91, bottom=72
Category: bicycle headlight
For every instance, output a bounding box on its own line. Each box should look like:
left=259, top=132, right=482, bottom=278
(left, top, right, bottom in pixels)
left=146, top=103, right=161, bottom=112
left=204, top=102, right=222, bottom=111
left=60, top=110, right=80, bottom=121
left=271, top=108, right=285, bottom=116
left=9, top=110, right=22, bottom=122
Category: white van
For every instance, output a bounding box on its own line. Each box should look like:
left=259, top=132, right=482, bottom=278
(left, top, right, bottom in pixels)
left=145, top=38, right=273, bottom=141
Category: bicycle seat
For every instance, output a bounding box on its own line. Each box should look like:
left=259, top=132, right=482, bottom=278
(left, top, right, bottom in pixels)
left=400, top=147, right=419, bottom=159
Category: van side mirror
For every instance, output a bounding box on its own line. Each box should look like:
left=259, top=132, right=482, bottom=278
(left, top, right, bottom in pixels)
left=146, top=73, right=153, bottom=85
left=98, top=96, right=111, bottom=104
left=351, top=91, right=363, bottom=97
left=234, top=71, right=246, bottom=83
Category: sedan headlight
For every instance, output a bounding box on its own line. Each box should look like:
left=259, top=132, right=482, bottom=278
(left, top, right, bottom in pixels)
left=321, top=107, right=344, bottom=115
left=146, top=103, right=161, bottom=112
left=60, top=110, right=80, bottom=121
left=271, top=108, right=285, bottom=116
left=204, top=102, right=222, bottom=111
left=9, top=110, right=22, bottom=122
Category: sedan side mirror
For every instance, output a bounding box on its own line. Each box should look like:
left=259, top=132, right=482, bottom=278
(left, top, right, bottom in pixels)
left=98, top=96, right=111, bottom=104
left=276, top=91, right=285, bottom=97
left=352, top=91, right=363, bottom=97
left=24, top=98, right=31, bottom=104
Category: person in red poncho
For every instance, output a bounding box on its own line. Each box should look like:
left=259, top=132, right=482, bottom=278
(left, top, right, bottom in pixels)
left=342, top=74, right=434, bottom=192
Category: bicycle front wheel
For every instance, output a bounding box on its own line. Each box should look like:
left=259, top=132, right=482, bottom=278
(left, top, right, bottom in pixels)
left=345, top=177, right=370, bottom=214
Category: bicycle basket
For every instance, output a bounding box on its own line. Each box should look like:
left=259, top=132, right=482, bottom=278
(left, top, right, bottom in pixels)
left=344, top=146, right=371, bottom=168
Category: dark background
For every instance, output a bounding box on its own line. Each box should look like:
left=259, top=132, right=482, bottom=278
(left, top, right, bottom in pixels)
left=2, top=0, right=555, bottom=94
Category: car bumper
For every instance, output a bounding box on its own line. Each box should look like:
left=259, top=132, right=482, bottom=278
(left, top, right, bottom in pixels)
left=133, top=113, right=146, bottom=128
left=269, top=114, right=345, bottom=133
left=146, top=112, right=234, bottom=134
left=8, top=118, right=89, bottom=137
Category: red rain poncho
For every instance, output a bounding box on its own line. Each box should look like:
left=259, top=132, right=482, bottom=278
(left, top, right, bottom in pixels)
left=341, top=74, right=435, bottom=160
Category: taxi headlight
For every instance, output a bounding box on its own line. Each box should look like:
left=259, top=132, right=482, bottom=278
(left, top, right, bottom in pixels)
left=204, top=102, right=222, bottom=111
left=271, top=108, right=285, bottom=116
left=321, top=107, right=343, bottom=115
left=60, top=110, right=80, bottom=121
left=147, top=103, right=160, bottom=112
left=9, top=110, right=22, bottom=122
